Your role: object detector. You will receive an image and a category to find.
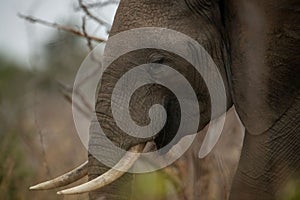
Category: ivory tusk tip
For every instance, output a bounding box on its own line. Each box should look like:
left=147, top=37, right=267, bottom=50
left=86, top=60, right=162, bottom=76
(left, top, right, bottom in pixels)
left=29, top=161, right=88, bottom=191
left=57, top=189, right=76, bottom=195
left=29, top=186, right=36, bottom=190
left=29, top=182, right=53, bottom=190
left=44, top=144, right=145, bottom=194
left=57, top=191, right=63, bottom=195
left=29, top=184, right=43, bottom=190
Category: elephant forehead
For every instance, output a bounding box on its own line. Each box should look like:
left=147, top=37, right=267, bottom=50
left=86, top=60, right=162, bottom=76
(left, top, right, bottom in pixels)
left=109, top=0, right=222, bottom=38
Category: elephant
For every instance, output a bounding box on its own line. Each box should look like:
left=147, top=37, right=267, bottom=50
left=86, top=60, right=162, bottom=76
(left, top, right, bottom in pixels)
left=30, top=0, right=300, bottom=200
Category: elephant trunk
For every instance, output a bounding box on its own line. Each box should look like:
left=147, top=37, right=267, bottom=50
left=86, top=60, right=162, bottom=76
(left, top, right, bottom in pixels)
left=87, top=118, right=143, bottom=200
left=87, top=155, right=132, bottom=200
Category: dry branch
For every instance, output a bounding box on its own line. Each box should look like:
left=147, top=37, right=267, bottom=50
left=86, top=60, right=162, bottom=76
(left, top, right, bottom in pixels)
left=82, top=16, right=94, bottom=51
left=57, top=81, right=93, bottom=119
left=18, top=13, right=106, bottom=43
left=76, top=0, right=119, bottom=10
left=78, top=0, right=111, bottom=29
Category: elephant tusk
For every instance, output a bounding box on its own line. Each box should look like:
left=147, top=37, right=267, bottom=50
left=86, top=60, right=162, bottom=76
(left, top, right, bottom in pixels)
left=57, top=143, right=145, bottom=195
left=29, top=161, right=88, bottom=190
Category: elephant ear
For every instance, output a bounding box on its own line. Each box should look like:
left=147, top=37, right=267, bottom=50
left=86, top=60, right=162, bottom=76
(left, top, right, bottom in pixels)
left=226, top=0, right=300, bottom=135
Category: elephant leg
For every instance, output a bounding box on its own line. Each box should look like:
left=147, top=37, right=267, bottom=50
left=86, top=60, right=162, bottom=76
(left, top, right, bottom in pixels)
left=230, top=95, right=300, bottom=200
left=226, top=0, right=300, bottom=198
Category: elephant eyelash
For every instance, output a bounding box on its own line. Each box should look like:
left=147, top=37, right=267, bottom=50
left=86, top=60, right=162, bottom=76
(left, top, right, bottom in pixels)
left=152, top=57, right=165, bottom=64
left=149, top=53, right=166, bottom=64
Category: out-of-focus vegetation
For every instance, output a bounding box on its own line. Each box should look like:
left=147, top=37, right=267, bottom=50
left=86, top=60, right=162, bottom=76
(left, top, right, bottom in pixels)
left=0, top=57, right=34, bottom=200
left=0, top=31, right=89, bottom=200
left=279, top=175, right=300, bottom=200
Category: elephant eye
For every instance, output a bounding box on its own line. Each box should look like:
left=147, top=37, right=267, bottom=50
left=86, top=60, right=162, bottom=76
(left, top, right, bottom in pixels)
left=152, top=57, right=165, bottom=64
left=149, top=54, right=166, bottom=64
left=148, top=54, right=168, bottom=77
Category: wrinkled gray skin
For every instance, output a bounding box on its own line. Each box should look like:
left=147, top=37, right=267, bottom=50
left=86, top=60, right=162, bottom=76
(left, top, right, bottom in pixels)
left=90, top=0, right=300, bottom=199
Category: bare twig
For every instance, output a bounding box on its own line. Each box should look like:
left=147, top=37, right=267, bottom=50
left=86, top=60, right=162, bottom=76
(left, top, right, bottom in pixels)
left=82, top=16, right=94, bottom=51
left=76, top=88, right=94, bottom=112
left=57, top=81, right=94, bottom=112
left=33, top=92, right=52, bottom=178
left=57, top=81, right=93, bottom=119
left=75, top=0, right=119, bottom=10
left=78, top=0, right=111, bottom=29
left=76, top=63, right=102, bottom=87
left=60, top=87, right=91, bottom=119
left=18, top=13, right=106, bottom=43
left=81, top=16, right=104, bottom=69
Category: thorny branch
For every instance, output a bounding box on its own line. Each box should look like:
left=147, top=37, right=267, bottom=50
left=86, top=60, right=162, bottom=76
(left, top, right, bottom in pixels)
left=18, top=13, right=106, bottom=43
left=78, top=0, right=112, bottom=31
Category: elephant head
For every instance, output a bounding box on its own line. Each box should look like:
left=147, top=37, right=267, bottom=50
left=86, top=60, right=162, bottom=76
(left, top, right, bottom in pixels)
left=30, top=0, right=300, bottom=199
